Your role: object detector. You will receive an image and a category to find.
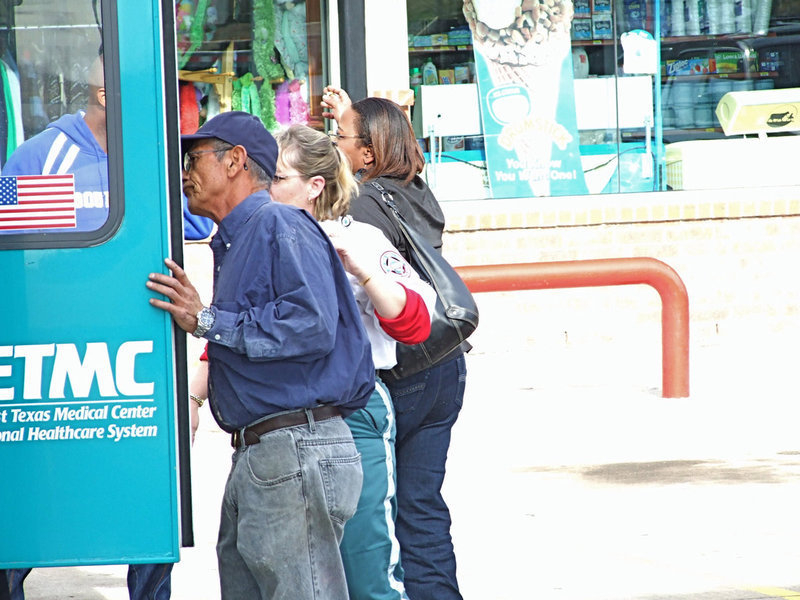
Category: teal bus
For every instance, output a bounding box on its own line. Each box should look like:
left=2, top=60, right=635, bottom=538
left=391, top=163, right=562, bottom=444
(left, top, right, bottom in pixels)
left=0, top=0, right=192, bottom=568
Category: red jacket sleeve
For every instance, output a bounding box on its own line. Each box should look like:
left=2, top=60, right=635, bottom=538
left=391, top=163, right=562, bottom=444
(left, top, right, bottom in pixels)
left=375, top=285, right=431, bottom=344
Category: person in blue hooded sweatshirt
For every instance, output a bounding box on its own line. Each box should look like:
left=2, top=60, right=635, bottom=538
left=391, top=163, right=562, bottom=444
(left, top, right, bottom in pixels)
left=1, top=54, right=213, bottom=240
left=2, top=55, right=176, bottom=600
left=2, top=54, right=108, bottom=232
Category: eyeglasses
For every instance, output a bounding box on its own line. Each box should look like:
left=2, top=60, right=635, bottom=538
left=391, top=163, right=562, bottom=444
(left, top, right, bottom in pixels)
left=272, top=174, right=306, bottom=184
left=183, top=147, right=231, bottom=172
left=327, top=131, right=362, bottom=142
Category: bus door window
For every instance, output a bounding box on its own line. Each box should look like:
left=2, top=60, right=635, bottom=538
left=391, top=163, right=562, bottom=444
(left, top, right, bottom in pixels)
left=0, top=0, right=117, bottom=246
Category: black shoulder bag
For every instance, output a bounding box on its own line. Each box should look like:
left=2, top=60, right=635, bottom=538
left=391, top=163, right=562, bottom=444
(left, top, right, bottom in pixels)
left=369, top=181, right=479, bottom=379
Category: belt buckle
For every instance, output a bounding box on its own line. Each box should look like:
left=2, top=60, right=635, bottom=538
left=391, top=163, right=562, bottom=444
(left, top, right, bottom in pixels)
left=232, top=427, right=262, bottom=448
left=231, top=430, right=243, bottom=449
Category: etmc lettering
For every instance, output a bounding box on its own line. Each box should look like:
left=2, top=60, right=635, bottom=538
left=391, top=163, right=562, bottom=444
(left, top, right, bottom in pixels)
left=0, top=341, right=155, bottom=401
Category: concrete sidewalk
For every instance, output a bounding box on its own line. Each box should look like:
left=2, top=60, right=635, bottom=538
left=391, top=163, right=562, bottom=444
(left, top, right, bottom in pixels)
left=21, top=242, right=800, bottom=599
left=23, top=321, right=800, bottom=599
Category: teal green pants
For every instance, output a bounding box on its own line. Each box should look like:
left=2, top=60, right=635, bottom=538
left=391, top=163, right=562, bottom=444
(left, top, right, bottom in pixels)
left=341, top=378, right=408, bottom=600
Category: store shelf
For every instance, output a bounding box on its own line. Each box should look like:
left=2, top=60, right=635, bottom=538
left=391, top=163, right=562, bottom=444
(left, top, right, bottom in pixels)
left=409, top=44, right=473, bottom=53
left=623, top=127, right=722, bottom=135
left=571, top=39, right=615, bottom=46
left=573, top=32, right=775, bottom=47
left=661, top=71, right=778, bottom=81
left=660, top=32, right=776, bottom=44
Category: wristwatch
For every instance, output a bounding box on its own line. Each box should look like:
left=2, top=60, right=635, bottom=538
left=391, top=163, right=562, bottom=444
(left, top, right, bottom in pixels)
left=193, top=306, right=215, bottom=338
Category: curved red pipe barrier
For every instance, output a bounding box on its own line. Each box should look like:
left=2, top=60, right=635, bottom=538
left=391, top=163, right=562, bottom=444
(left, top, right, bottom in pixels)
left=455, top=258, right=690, bottom=398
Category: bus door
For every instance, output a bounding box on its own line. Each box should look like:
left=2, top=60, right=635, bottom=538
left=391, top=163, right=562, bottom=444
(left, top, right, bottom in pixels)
left=0, top=0, right=190, bottom=567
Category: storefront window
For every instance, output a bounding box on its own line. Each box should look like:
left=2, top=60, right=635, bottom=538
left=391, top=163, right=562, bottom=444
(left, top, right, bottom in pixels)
left=0, top=0, right=116, bottom=246
left=176, top=0, right=328, bottom=133
left=407, top=0, right=800, bottom=199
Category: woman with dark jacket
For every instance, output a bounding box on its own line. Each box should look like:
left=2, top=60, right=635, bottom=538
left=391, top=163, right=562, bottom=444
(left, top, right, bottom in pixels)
left=323, top=88, right=467, bottom=600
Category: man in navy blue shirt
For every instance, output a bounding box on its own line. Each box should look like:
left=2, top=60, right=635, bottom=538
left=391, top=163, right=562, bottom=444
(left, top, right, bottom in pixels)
left=147, top=111, right=374, bottom=599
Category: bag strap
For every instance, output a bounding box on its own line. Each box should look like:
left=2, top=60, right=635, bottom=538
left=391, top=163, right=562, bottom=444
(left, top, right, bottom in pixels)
left=364, top=180, right=416, bottom=262
left=370, top=182, right=475, bottom=360
left=369, top=181, right=435, bottom=283
left=368, top=180, right=404, bottom=221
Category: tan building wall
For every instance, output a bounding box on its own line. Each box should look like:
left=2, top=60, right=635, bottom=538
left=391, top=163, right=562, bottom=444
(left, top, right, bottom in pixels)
left=186, top=186, right=800, bottom=394
left=439, top=189, right=800, bottom=385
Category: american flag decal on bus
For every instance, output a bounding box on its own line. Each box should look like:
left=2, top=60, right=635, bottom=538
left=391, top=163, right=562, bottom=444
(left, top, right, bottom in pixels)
left=0, top=174, right=76, bottom=231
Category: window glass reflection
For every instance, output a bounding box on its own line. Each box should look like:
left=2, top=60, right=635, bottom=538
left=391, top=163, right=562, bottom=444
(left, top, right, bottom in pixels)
left=0, top=0, right=107, bottom=235
left=408, top=0, right=800, bottom=198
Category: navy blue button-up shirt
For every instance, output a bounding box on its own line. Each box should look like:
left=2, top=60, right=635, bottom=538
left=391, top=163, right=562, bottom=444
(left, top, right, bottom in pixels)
left=203, top=191, right=374, bottom=432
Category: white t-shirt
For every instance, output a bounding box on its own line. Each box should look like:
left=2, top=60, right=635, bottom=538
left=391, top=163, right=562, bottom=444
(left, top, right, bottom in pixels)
left=320, top=216, right=436, bottom=370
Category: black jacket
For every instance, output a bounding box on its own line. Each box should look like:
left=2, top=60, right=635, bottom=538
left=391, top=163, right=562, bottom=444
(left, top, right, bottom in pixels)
left=348, top=175, right=446, bottom=261
left=348, top=173, right=468, bottom=375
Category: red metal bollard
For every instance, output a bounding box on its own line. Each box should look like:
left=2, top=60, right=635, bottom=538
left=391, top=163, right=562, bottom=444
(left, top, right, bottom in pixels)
left=455, top=258, right=690, bottom=398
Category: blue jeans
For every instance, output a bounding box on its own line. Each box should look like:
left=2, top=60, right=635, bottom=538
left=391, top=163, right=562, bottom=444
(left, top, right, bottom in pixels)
left=217, top=413, right=362, bottom=599
left=127, top=563, right=172, bottom=600
left=383, top=354, right=467, bottom=600
left=5, top=563, right=171, bottom=600
left=341, top=380, right=407, bottom=600
left=4, top=569, right=26, bottom=600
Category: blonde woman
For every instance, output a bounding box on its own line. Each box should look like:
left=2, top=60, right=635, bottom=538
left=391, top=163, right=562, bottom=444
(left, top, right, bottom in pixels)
left=272, top=124, right=435, bottom=600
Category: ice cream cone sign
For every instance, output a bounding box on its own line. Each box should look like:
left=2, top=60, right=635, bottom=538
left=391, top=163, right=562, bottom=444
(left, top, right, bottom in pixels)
left=465, top=0, right=588, bottom=197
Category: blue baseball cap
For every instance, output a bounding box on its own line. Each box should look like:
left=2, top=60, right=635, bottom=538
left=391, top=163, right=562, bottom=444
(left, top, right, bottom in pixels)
left=181, top=111, right=278, bottom=178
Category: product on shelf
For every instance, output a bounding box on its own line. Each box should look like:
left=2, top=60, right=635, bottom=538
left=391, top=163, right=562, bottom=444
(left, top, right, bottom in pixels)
left=572, top=18, right=593, bottom=39
left=422, top=59, right=439, bottom=84
left=752, top=0, right=772, bottom=33
left=574, top=0, right=591, bottom=16
left=572, top=47, right=590, bottom=77
left=591, top=0, right=612, bottom=12
left=735, top=0, right=754, bottom=32
left=448, top=27, right=473, bottom=45
left=592, top=13, right=613, bottom=38
left=443, top=135, right=466, bottom=150
left=685, top=0, right=702, bottom=34
left=759, top=50, right=781, bottom=72
left=410, top=66, right=422, bottom=100
left=671, top=0, right=686, bottom=35
left=622, top=0, right=647, bottom=30
left=439, top=68, right=456, bottom=84
left=454, top=64, right=471, bottom=82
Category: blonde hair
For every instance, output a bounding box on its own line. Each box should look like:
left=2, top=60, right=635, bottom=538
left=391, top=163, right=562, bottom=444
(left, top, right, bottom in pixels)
left=275, top=125, right=357, bottom=221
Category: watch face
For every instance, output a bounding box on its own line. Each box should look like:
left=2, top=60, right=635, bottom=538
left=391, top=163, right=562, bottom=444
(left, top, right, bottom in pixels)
left=194, top=307, right=214, bottom=337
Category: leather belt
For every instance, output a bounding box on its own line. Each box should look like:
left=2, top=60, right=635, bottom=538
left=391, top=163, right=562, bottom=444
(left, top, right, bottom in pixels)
left=231, top=405, right=342, bottom=448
